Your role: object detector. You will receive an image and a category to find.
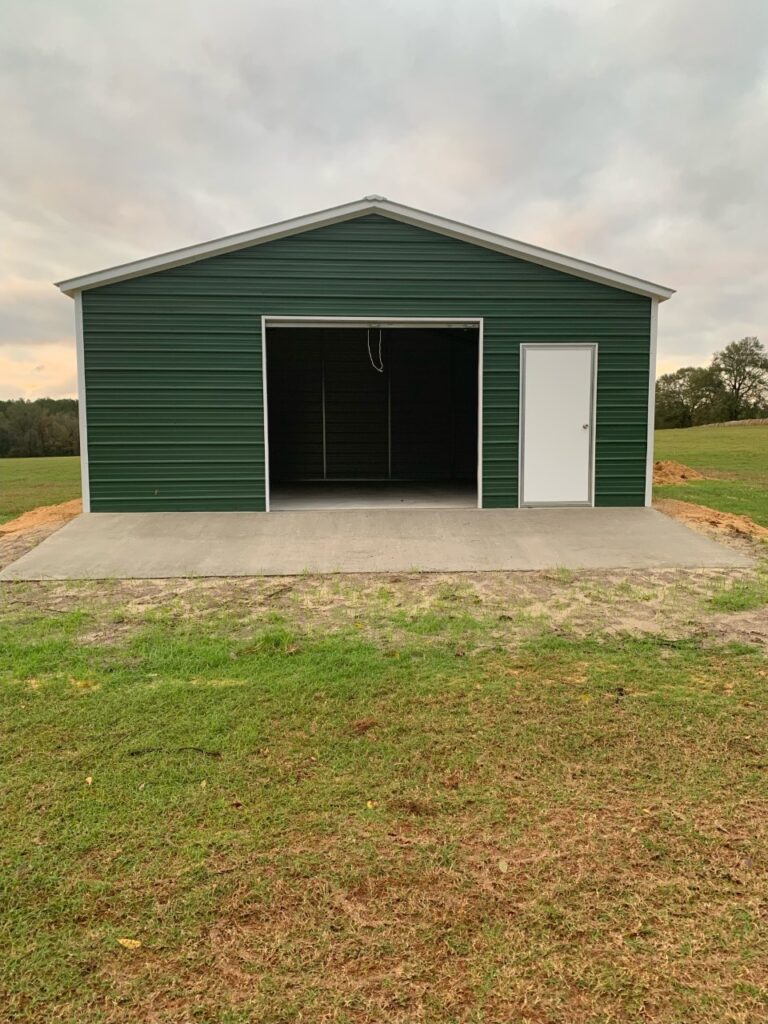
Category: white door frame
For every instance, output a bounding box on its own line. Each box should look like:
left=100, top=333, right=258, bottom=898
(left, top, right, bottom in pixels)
left=261, top=315, right=484, bottom=512
left=518, top=342, right=598, bottom=508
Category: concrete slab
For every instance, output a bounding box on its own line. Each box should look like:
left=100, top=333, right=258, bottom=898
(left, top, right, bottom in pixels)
left=0, top=508, right=751, bottom=580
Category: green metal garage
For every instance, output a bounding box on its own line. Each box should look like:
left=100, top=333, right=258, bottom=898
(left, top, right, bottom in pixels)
left=56, top=197, right=673, bottom=513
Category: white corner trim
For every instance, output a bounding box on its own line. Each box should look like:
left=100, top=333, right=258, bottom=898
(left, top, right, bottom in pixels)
left=74, top=292, right=90, bottom=513
left=54, top=198, right=675, bottom=302
left=645, top=297, right=659, bottom=507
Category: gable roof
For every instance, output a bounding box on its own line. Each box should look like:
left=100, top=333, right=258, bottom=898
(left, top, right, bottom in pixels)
left=54, top=196, right=674, bottom=300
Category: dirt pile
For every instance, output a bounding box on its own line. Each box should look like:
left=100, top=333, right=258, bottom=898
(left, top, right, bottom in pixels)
left=0, top=498, right=82, bottom=535
left=655, top=497, right=768, bottom=541
left=653, top=460, right=705, bottom=485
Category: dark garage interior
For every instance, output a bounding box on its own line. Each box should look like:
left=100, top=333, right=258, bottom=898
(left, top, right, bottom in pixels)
left=266, top=325, right=479, bottom=509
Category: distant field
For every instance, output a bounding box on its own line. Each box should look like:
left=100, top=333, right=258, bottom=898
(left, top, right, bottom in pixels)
left=654, top=424, right=768, bottom=526
left=0, top=457, right=81, bottom=525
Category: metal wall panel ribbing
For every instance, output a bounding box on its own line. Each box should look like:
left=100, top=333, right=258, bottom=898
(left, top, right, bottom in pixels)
left=81, top=215, right=652, bottom=511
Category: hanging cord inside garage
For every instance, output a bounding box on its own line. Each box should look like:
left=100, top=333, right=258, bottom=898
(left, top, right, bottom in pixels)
left=367, top=327, right=384, bottom=373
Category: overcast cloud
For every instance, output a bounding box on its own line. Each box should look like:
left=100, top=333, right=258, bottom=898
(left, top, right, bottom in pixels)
left=1, top=0, right=766, bottom=397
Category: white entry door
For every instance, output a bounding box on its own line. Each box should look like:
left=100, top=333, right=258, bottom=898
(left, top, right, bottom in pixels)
left=520, top=344, right=596, bottom=506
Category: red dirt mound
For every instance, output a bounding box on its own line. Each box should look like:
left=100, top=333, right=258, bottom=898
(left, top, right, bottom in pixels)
left=0, top=499, right=83, bottom=535
left=653, top=460, right=705, bottom=485
left=655, top=497, right=768, bottom=541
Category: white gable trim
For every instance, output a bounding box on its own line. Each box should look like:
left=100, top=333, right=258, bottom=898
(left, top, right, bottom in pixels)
left=54, top=197, right=675, bottom=301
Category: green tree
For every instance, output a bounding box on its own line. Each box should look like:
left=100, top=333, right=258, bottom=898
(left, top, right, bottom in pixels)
left=655, top=366, right=724, bottom=428
left=711, top=337, right=768, bottom=421
left=0, top=399, right=80, bottom=457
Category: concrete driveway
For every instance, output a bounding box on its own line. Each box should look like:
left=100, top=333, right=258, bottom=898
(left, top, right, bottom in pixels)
left=0, top=507, right=751, bottom=580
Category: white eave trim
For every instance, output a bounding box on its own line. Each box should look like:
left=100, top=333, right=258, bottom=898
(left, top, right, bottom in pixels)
left=54, top=197, right=675, bottom=301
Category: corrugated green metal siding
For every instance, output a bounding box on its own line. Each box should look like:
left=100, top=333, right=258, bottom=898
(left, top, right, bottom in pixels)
left=81, top=214, right=651, bottom=511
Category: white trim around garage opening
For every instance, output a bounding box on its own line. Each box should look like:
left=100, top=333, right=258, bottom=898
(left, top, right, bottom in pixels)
left=261, top=315, right=484, bottom=511
left=645, top=298, right=659, bottom=507
left=74, top=292, right=90, bottom=513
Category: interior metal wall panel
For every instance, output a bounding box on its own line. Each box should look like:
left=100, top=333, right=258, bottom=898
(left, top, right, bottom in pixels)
left=265, top=330, right=324, bottom=481
left=323, top=330, right=389, bottom=479
left=389, top=329, right=477, bottom=481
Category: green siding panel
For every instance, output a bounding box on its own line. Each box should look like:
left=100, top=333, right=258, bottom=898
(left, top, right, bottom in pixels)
left=81, top=214, right=651, bottom=512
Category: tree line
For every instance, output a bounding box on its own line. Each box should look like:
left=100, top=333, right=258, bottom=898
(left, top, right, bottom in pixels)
left=655, top=337, right=768, bottom=429
left=0, top=398, right=80, bottom=457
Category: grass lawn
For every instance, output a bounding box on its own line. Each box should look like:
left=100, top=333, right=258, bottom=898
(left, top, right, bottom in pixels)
left=654, top=425, right=768, bottom=526
left=2, top=574, right=768, bottom=1023
left=0, top=456, right=81, bottom=524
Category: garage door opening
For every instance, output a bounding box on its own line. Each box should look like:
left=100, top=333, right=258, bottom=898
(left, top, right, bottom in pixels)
left=265, top=320, right=480, bottom=510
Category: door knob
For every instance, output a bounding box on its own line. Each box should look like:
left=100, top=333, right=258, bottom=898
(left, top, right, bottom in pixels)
left=582, top=423, right=589, bottom=430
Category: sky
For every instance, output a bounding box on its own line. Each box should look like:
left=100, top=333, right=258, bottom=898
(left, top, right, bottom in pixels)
left=1, top=0, right=767, bottom=399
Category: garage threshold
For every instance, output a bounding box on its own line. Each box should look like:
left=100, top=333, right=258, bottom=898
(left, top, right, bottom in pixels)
left=270, top=482, right=477, bottom=510
left=0, top=507, right=751, bottom=580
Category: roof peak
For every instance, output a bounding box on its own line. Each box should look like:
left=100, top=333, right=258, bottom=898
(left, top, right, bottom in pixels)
left=55, top=197, right=674, bottom=301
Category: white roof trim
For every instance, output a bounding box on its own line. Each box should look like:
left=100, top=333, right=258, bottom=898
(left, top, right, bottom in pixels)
left=55, top=197, right=675, bottom=300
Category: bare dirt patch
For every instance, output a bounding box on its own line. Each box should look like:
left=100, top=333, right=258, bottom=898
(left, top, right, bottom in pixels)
left=653, top=460, right=705, bottom=484
left=4, top=564, right=765, bottom=652
left=706, top=606, right=768, bottom=648
left=0, top=499, right=82, bottom=572
left=0, top=498, right=82, bottom=535
left=656, top=496, right=768, bottom=547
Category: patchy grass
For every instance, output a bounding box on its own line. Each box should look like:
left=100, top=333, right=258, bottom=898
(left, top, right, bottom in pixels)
left=0, top=456, right=81, bottom=524
left=2, top=575, right=768, bottom=1023
left=654, top=425, right=768, bottom=526
left=710, top=567, right=768, bottom=611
